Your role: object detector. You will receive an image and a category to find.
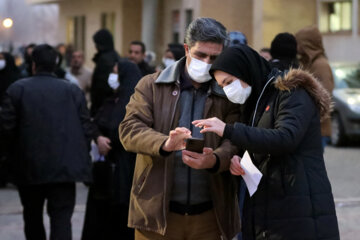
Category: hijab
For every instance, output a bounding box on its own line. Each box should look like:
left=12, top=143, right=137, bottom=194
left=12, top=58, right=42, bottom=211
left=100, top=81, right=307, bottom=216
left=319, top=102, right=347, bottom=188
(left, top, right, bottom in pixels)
left=210, top=45, right=272, bottom=123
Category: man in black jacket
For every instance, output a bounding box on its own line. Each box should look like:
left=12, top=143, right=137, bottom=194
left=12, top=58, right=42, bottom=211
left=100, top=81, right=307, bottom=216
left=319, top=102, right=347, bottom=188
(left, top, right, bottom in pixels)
left=0, top=44, right=97, bottom=240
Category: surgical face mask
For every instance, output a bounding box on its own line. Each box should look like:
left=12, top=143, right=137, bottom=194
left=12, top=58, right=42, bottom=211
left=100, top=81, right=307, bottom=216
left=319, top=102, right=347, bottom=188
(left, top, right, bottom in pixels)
left=162, top=57, right=175, bottom=68
left=187, top=52, right=212, bottom=83
left=223, top=79, right=252, bottom=104
left=0, top=60, right=6, bottom=70
left=108, top=73, right=120, bottom=90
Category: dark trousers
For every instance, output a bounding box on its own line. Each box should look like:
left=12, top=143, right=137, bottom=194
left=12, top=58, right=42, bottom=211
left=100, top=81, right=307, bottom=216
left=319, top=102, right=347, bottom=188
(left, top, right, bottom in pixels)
left=18, top=182, right=76, bottom=240
left=81, top=185, right=134, bottom=240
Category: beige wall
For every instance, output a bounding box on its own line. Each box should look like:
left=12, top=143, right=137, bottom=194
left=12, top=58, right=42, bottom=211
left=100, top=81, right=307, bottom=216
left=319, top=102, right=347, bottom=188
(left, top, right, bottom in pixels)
left=199, top=0, right=253, bottom=45
left=260, top=0, right=316, bottom=50
left=121, top=0, right=142, bottom=55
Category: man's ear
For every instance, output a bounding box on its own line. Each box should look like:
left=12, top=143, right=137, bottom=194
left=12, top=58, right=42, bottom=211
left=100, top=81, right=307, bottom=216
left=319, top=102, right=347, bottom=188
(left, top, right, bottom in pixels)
left=184, top=44, right=189, bottom=56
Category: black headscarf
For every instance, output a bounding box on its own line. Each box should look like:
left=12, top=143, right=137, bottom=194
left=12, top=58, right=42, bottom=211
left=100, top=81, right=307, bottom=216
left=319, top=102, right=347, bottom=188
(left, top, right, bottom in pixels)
left=210, top=45, right=272, bottom=123
left=0, top=52, right=20, bottom=100
left=168, top=43, right=185, bottom=61
left=93, top=29, right=114, bottom=52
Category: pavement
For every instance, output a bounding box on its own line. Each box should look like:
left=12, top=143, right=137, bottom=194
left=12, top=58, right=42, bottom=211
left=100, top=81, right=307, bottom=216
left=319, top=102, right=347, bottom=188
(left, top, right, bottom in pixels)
left=0, top=145, right=359, bottom=240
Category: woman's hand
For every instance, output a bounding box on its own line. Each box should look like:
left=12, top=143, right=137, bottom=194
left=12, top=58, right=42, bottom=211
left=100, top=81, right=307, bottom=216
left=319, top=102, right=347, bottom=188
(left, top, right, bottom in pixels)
left=192, top=117, right=226, bottom=137
left=162, top=127, right=192, bottom=152
left=230, top=155, right=245, bottom=176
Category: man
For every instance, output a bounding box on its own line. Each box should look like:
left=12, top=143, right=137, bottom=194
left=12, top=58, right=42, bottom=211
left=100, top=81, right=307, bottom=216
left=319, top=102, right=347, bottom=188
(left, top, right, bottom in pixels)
left=69, top=50, right=92, bottom=106
left=119, top=18, right=241, bottom=240
left=128, top=40, right=155, bottom=76
left=0, top=44, right=99, bottom=240
left=90, top=29, right=120, bottom=116
left=295, top=26, right=334, bottom=149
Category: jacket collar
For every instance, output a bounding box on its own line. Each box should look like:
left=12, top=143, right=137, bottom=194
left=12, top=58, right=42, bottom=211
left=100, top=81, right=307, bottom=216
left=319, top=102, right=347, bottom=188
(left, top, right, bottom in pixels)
left=155, top=56, right=226, bottom=97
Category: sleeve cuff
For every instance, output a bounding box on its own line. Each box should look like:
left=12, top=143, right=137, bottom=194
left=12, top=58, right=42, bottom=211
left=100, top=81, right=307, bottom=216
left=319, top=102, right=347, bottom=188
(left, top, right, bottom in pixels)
left=223, top=124, right=234, bottom=140
left=206, top=153, right=220, bottom=173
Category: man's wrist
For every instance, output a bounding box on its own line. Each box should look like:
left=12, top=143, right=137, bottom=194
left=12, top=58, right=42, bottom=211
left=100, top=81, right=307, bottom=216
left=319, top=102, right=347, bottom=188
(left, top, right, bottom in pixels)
left=207, top=154, right=220, bottom=173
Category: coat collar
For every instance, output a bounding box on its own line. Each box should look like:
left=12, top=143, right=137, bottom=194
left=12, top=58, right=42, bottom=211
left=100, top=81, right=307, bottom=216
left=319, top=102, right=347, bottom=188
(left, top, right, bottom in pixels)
left=155, top=56, right=226, bottom=97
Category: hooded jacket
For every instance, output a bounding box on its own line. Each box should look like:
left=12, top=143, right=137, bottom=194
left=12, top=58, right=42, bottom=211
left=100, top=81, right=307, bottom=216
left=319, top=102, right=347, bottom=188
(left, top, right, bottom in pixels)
left=211, top=46, right=339, bottom=240
left=90, top=29, right=120, bottom=116
left=296, top=26, right=334, bottom=137
left=119, top=57, right=241, bottom=239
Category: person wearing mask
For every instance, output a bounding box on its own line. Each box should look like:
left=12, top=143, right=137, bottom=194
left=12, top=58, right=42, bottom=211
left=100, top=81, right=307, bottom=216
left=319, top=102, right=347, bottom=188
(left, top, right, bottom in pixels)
left=90, top=29, right=120, bottom=116
left=269, top=32, right=299, bottom=71
left=69, top=50, right=92, bottom=106
left=119, top=17, right=241, bottom=240
left=193, top=45, right=340, bottom=240
left=157, top=43, right=185, bottom=71
left=0, top=51, right=20, bottom=187
left=128, top=41, right=155, bottom=76
left=82, top=59, right=142, bottom=240
left=296, top=26, right=334, bottom=149
left=0, top=44, right=98, bottom=240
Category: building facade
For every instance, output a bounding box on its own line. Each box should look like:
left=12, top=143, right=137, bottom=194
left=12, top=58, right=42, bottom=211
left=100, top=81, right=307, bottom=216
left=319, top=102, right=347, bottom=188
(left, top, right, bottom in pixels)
left=27, top=0, right=360, bottom=66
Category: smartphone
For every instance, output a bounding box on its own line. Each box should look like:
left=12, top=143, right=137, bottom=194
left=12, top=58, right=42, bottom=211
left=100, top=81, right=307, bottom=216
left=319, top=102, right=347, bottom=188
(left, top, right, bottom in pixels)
left=185, top=138, right=205, bottom=153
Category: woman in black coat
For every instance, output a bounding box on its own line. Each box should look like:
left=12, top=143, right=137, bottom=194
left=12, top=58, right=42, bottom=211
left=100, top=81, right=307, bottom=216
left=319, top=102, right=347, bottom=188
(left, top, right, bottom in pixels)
left=193, top=46, right=339, bottom=240
left=81, top=59, right=142, bottom=240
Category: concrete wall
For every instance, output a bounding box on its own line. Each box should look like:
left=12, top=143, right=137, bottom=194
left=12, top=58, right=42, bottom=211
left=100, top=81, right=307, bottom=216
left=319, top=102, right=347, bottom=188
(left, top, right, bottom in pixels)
left=260, top=0, right=316, bottom=50
left=199, top=0, right=253, bottom=46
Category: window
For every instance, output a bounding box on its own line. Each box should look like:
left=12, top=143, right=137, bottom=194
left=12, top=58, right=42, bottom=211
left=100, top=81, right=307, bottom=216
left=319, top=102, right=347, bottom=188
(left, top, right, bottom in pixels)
left=185, top=9, right=193, bottom=31
left=319, top=1, right=352, bottom=33
left=172, top=10, right=180, bottom=43
left=67, top=15, right=86, bottom=51
left=101, top=12, right=116, bottom=36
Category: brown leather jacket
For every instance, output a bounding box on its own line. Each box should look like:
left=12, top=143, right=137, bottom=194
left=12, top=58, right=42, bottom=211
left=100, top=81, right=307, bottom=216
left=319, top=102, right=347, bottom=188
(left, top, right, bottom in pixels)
left=119, top=58, right=241, bottom=239
left=296, top=26, right=334, bottom=137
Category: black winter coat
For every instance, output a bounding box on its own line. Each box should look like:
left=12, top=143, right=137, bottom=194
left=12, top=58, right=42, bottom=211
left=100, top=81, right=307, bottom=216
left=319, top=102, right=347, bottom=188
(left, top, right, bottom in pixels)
left=224, top=69, right=339, bottom=240
left=94, top=59, right=142, bottom=204
left=0, top=73, right=95, bottom=185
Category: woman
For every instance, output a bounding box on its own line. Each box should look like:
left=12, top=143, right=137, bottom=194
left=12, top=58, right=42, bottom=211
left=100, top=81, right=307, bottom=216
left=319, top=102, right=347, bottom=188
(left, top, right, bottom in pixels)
left=81, top=59, right=142, bottom=240
left=193, top=45, right=339, bottom=240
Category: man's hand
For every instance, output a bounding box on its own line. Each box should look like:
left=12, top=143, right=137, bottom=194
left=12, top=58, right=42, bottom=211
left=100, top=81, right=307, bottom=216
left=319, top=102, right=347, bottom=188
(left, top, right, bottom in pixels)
left=230, top=155, right=245, bottom=176
left=162, top=127, right=192, bottom=152
left=192, top=117, right=226, bottom=137
left=182, top=147, right=216, bottom=169
left=97, top=136, right=112, bottom=156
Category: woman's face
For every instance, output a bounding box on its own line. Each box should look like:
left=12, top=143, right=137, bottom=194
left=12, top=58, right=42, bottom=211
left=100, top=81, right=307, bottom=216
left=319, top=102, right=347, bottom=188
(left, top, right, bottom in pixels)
left=214, top=70, right=249, bottom=89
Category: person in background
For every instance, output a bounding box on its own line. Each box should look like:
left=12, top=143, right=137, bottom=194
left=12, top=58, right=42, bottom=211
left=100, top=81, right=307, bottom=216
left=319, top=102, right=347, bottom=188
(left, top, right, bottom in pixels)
left=296, top=25, right=334, bottom=149
left=119, top=17, right=241, bottom=240
left=81, top=59, right=142, bottom=240
left=227, top=31, right=247, bottom=47
left=56, top=43, right=68, bottom=70
left=193, top=45, right=340, bottom=240
left=269, top=32, right=299, bottom=71
left=90, top=29, right=120, bottom=116
left=128, top=40, right=155, bottom=76
left=0, top=51, right=20, bottom=187
left=157, top=43, right=185, bottom=71
left=0, top=44, right=96, bottom=240
left=259, top=47, right=272, bottom=61
left=69, top=50, right=92, bottom=106
left=19, top=43, right=36, bottom=78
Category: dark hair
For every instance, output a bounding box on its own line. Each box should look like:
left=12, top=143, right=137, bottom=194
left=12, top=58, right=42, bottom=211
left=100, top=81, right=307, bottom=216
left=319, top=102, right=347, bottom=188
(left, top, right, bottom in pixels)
left=130, top=41, right=146, bottom=53
left=32, top=44, right=58, bottom=73
left=184, top=18, right=227, bottom=48
left=270, top=32, right=297, bottom=59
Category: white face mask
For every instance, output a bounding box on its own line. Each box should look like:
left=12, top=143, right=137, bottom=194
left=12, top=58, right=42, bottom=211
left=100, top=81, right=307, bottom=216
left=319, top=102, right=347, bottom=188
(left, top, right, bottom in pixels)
left=0, top=60, right=6, bottom=70
left=187, top=52, right=212, bottom=83
left=223, top=79, right=252, bottom=104
left=107, top=73, right=120, bottom=90
left=162, top=57, right=175, bottom=68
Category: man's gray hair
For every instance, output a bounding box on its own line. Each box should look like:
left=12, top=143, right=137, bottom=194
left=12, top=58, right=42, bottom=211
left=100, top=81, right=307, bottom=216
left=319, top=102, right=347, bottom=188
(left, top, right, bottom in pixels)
left=185, top=18, right=227, bottom=48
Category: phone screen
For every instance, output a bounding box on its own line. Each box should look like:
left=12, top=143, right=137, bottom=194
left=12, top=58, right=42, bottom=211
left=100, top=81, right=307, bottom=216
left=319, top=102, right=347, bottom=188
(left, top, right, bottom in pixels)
left=185, top=138, right=205, bottom=153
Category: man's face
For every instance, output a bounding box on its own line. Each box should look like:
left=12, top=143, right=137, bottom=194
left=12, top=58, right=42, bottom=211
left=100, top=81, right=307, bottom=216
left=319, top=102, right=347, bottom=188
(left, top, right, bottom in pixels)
left=184, top=41, right=223, bottom=67
left=71, top=51, right=84, bottom=69
left=128, top=44, right=144, bottom=64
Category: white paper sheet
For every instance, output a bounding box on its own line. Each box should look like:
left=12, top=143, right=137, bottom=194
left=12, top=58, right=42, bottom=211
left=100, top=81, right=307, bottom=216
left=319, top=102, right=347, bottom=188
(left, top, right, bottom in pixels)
left=240, top=151, right=263, bottom=197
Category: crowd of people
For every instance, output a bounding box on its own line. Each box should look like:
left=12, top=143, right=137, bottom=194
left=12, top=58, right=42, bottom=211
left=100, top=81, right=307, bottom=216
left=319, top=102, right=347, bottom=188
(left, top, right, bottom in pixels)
left=0, top=17, right=339, bottom=240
